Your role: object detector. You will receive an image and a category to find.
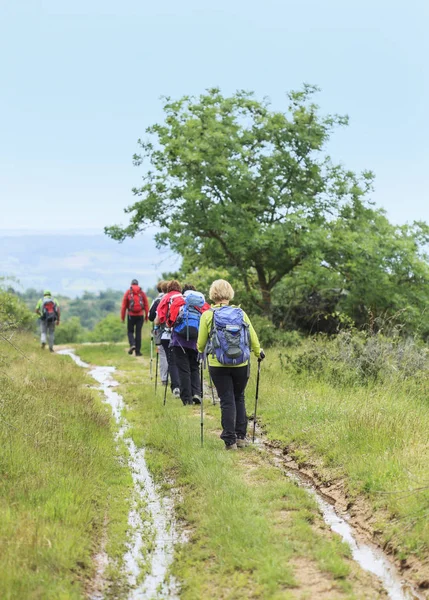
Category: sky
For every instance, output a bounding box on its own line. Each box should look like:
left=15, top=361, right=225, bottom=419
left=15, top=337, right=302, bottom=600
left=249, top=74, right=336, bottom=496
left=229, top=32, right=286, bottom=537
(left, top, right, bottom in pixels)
left=1, top=0, right=428, bottom=234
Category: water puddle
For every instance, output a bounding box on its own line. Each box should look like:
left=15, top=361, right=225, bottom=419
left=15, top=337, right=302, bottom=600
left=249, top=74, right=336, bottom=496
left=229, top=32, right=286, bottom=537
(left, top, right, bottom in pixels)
left=265, top=444, right=424, bottom=600
left=58, top=349, right=180, bottom=599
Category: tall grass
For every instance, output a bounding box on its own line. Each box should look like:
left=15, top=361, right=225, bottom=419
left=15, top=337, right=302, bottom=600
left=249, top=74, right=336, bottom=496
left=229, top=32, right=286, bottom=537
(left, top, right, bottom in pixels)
left=0, top=334, right=131, bottom=599
left=259, top=333, right=429, bottom=560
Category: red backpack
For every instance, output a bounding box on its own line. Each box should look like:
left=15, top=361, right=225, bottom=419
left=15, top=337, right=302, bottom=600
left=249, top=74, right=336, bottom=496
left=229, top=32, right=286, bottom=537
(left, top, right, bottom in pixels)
left=42, top=298, right=58, bottom=323
left=128, top=287, right=145, bottom=313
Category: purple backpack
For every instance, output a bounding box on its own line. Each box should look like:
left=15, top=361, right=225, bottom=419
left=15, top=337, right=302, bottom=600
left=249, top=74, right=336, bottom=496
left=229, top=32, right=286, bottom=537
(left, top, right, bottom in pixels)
left=208, top=306, right=250, bottom=365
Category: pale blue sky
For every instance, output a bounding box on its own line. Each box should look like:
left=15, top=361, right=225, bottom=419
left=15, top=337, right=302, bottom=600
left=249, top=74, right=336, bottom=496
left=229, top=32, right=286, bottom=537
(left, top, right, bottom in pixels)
left=1, top=0, right=428, bottom=233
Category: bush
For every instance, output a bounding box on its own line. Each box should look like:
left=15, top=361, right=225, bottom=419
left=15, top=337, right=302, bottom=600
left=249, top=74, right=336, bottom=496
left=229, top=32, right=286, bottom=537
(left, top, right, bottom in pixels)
left=250, top=315, right=302, bottom=348
left=0, top=289, right=36, bottom=334
left=88, top=314, right=126, bottom=343
left=284, top=330, right=429, bottom=385
left=55, top=317, right=86, bottom=344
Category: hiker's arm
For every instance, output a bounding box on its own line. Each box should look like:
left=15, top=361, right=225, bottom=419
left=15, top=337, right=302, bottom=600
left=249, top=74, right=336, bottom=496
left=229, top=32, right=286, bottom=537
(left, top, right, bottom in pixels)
left=197, top=312, right=209, bottom=353
left=143, top=293, right=149, bottom=322
left=156, top=296, right=168, bottom=324
left=244, top=313, right=261, bottom=358
left=56, top=305, right=61, bottom=324
left=120, top=292, right=128, bottom=322
left=35, top=300, right=41, bottom=315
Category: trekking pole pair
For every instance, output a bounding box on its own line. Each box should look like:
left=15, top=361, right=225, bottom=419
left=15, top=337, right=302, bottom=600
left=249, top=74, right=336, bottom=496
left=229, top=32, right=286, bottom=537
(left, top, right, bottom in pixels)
left=150, top=335, right=154, bottom=380
left=252, top=359, right=262, bottom=444
left=154, top=350, right=159, bottom=394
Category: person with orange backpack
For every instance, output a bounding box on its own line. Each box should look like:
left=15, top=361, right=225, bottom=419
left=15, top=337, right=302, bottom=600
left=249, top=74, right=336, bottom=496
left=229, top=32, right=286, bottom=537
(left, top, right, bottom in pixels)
left=35, top=290, right=61, bottom=352
left=121, top=279, right=149, bottom=356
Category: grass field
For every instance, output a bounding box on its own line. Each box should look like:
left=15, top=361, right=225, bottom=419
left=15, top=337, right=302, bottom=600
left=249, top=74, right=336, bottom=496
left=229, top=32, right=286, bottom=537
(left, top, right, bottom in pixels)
left=257, top=349, right=429, bottom=566
left=3, top=329, right=428, bottom=598
left=77, top=341, right=385, bottom=599
left=0, top=334, right=131, bottom=599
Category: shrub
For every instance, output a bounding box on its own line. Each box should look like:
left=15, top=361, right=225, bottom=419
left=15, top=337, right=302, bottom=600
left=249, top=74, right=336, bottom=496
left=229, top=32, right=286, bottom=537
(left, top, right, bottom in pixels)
left=250, top=315, right=302, bottom=348
left=88, top=314, right=126, bottom=343
left=284, top=330, right=429, bottom=385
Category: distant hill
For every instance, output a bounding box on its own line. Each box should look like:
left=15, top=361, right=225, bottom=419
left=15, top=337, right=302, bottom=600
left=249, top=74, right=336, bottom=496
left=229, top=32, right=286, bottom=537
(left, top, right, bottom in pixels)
left=0, top=232, right=180, bottom=297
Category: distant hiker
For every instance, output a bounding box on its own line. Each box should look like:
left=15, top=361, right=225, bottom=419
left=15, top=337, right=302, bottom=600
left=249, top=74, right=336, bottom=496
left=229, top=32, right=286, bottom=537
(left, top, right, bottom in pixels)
left=121, top=279, right=149, bottom=356
left=35, top=290, right=60, bottom=352
left=149, top=280, right=169, bottom=385
left=168, top=284, right=210, bottom=406
left=197, top=279, right=264, bottom=450
left=154, top=280, right=182, bottom=397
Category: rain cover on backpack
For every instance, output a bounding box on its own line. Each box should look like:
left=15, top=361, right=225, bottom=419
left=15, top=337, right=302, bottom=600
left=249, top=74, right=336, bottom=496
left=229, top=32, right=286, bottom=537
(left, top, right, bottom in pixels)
left=173, top=291, right=205, bottom=340
left=208, top=306, right=250, bottom=365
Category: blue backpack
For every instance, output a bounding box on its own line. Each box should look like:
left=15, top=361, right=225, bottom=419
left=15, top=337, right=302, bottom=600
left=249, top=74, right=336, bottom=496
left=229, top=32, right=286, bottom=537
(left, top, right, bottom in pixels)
left=208, top=306, right=250, bottom=365
left=173, top=291, right=205, bottom=340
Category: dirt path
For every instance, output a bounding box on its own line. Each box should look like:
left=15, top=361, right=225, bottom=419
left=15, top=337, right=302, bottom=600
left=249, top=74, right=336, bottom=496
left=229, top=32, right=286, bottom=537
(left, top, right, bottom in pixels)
left=59, top=349, right=181, bottom=599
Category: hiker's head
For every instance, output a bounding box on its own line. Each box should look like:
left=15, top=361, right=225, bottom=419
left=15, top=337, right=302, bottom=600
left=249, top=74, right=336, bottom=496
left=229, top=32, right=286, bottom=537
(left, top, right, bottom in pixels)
left=182, top=283, right=196, bottom=294
left=160, top=280, right=168, bottom=293
left=131, top=279, right=139, bottom=286
left=156, top=280, right=165, bottom=293
left=167, top=280, right=181, bottom=293
left=44, top=290, right=51, bottom=297
left=209, top=279, right=234, bottom=304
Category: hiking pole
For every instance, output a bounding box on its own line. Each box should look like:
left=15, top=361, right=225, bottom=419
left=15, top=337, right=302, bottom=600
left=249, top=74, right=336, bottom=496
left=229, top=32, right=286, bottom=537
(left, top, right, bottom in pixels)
left=154, top=350, right=159, bottom=395
left=200, top=360, right=204, bottom=447
left=150, top=336, right=154, bottom=380
left=163, top=369, right=169, bottom=406
left=208, top=370, right=216, bottom=405
left=252, top=359, right=262, bottom=444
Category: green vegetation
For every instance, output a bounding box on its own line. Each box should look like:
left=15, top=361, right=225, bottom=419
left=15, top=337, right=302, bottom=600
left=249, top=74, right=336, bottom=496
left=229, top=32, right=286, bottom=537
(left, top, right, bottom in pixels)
left=0, top=334, right=131, bottom=599
left=106, top=86, right=429, bottom=337
left=259, top=334, right=429, bottom=561
left=77, top=342, right=384, bottom=599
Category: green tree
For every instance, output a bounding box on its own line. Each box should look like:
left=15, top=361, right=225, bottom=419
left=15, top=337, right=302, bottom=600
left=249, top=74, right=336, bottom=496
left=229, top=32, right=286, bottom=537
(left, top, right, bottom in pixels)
left=54, top=317, right=85, bottom=344
left=106, top=86, right=373, bottom=316
left=89, top=314, right=126, bottom=343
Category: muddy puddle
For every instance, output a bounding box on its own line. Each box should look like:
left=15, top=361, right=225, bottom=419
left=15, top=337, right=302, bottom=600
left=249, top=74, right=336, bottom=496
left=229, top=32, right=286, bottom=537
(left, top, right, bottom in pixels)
left=59, top=349, right=180, bottom=599
left=264, top=442, right=424, bottom=600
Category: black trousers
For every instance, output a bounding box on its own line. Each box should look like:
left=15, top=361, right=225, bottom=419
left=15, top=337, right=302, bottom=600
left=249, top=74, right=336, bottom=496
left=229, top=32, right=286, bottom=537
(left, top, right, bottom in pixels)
left=127, top=315, right=143, bottom=353
left=209, top=365, right=249, bottom=446
left=173, top=346, right=201, bottom=405
left=161, top=339, right=181, bottom=391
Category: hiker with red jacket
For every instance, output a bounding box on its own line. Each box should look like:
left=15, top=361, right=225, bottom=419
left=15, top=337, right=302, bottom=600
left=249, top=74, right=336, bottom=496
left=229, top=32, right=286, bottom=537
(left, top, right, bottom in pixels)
left=167, top=284, right=210, bottom=406
left=121, top=279, right=149, bottom=356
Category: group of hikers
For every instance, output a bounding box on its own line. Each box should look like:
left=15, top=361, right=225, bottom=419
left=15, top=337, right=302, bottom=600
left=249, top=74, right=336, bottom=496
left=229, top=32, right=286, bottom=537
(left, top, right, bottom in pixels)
left=147, top=278, right=264, bottom=450
left=35, top=277, right=264, bottom=450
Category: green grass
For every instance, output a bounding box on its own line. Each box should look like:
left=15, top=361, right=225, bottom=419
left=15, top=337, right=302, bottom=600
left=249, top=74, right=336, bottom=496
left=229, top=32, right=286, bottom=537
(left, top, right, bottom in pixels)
left=0, top=334, right=131, bottom=599
left=258, top=347, right=429, bottom=560
left=78, top=342, right=379, bottom=599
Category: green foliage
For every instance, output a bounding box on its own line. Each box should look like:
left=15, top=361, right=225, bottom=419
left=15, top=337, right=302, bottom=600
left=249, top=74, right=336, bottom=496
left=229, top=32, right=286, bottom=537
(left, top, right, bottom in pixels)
left=0, top=335, right=131, bottom=598
left=88, top=314, right=127, bottom=343
left=106, top=86, right=374, bottom=316
left=250, top=314, right=302, bottom=348
left=282, top=330, right=429, bottom=386
left=260, top=344, right=429, bottom=559
left=0, top=288, right=36, bottom=334
left=54, top=317, right=85, bottom=344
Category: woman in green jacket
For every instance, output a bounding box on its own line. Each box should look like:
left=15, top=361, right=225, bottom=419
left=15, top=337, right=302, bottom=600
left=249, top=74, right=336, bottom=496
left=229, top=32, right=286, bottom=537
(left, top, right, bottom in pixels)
left=197, top=279, right=264, bottom=451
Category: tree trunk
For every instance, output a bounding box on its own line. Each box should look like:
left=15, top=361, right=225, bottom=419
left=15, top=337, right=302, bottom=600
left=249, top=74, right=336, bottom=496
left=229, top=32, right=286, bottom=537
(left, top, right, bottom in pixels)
left=255, top=267, right=272, bottom=318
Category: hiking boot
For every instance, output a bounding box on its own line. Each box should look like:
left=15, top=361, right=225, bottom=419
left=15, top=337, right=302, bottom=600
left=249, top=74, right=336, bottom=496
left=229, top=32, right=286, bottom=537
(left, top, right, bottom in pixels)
left=161, top=380, right=168, bottom=386
left=41, top=342, right=46, bottom=349
left=173, top=388, right=181, bottom=398
left=225, top=443, right=238, bottom=451
left=49, top=348, right=54, bottom=353
left=135, top=352, right=142, bottom=356
left=128, top=346, right=135, bottom=355
left=192, top=395, right=201, bottom=405
left=236, top=437, right=249, bottom=448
